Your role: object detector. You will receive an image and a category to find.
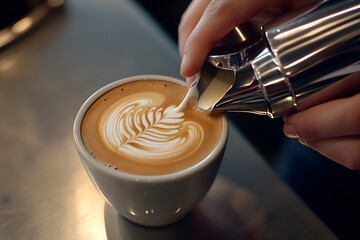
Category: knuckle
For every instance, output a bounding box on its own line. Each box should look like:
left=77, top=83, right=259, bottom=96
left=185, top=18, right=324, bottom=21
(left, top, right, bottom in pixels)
left=207, top=0, right=232, bottom=16
left=183, top=33, right=201, bottom=50
left=206, top=0, right=243, bottom=19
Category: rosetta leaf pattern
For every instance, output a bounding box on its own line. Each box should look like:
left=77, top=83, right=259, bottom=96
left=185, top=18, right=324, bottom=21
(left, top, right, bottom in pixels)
left=119, top=106, right=184, bottom=147
left=100, top=94, right=204, bottom=163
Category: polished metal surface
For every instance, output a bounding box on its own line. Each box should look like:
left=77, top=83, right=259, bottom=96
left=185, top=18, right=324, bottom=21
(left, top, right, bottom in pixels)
left=207, top=23, right=261, bottom=70
left=263, top=0, right=360, bottom=112
left=0, top=0, right=337, bottom=239
left=198, top=0, right=360, bottom=117
left=196, top=62, right=269, bottom=115
left=207, top=13, right=273, bottom=70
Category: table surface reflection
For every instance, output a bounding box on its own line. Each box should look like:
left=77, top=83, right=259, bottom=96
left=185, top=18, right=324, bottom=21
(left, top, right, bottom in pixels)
left=0, top=0, right=337, bottom=239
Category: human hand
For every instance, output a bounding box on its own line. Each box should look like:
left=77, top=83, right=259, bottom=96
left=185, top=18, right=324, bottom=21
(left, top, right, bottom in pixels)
left=178, top=0, right=313, bottom=79
left=283, top=92, right=360, bottom=170
left=179, top=0, right=360, bottom=168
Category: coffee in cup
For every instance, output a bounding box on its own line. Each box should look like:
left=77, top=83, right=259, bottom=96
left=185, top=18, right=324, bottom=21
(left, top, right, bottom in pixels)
left=74, top=75, right=228, bottom=226
left=81, top=77, right=222, bottom=175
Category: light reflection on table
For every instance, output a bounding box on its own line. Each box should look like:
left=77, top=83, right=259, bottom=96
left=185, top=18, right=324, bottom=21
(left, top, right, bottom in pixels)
left=105, top=176, right=269, bottom=240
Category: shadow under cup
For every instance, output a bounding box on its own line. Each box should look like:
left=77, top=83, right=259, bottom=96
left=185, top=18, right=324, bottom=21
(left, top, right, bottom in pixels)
left=73, top=75, right=228, bottom=227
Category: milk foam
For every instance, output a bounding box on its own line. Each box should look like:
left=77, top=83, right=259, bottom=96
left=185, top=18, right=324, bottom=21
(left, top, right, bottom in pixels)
left=99, top=92, right=204, bottom=164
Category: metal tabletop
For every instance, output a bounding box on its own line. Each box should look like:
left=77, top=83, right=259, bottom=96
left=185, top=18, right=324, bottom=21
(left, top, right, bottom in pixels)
left=0, top=0, right=337, bottom=239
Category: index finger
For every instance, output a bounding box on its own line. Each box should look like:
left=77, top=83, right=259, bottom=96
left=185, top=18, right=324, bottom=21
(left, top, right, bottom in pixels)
left=180, top=0, right=269, bottom=77
left=178, top=0, right=212, bottom=56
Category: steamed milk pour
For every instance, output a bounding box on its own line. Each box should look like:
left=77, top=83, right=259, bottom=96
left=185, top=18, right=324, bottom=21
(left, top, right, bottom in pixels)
left=190, top=0, right=360, bottom=117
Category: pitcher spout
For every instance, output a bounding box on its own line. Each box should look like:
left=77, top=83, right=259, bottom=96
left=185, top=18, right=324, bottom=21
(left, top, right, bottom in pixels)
left=196, top=61, right=270, bottom=116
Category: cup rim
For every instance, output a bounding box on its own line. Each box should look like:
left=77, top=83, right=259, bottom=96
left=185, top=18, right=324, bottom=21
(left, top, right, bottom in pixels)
left=73, top=75, right=228, bottom=183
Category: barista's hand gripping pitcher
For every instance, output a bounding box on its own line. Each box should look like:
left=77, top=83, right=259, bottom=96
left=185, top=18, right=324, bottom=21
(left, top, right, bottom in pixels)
left=193, top=0, right=360, bottom=117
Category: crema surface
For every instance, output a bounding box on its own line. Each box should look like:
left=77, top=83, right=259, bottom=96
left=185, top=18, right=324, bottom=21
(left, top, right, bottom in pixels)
left=81, top=79, right=222, bottom=175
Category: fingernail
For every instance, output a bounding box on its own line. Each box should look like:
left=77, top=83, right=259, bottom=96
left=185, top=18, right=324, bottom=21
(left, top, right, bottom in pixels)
left=180, top=54, right=188, bottom=76
left=298, top=138, right=308, bottom=147
left=283, top=123, right=299, bottom=138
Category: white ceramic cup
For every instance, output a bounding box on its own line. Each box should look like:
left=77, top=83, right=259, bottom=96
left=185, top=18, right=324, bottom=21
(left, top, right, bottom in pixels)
left=73, top=75, right=228, bottom=227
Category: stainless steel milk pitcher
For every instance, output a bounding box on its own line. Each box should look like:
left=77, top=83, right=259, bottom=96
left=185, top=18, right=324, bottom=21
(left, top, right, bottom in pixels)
left=195, top=0, right=360, bottom=118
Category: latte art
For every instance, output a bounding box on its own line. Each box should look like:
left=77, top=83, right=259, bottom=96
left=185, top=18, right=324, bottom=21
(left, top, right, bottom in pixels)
left=81, top=79, right=223, bottom=175
left=99, top=92, right=204, bottom=164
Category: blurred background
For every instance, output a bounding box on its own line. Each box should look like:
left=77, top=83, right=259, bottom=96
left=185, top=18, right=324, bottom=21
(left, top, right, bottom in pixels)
left=0, top=0, right=64, bottom=49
